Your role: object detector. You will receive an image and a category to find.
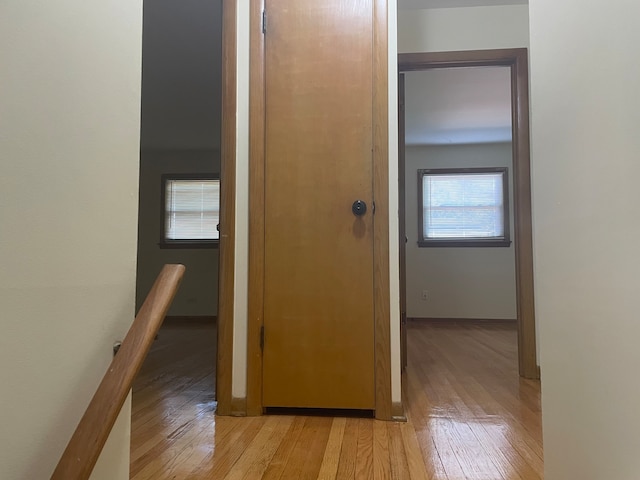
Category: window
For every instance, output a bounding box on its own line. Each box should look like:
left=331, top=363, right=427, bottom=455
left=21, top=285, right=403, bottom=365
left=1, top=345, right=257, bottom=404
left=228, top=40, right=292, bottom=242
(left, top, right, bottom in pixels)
left=418, top=167, right=510, bottom=247
left=160, top=174, right=220, bottom=248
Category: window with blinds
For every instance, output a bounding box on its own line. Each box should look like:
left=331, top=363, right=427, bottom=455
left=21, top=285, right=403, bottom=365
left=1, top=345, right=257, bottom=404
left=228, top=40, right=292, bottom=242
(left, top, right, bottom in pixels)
left=161, top=175, right=220, bottom=247
left=418, top=168, right=510, bottom=247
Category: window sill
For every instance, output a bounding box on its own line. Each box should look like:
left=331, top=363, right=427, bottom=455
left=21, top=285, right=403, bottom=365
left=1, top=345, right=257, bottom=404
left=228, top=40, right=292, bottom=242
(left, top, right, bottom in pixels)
left=418, top=239, right=512, bottom=248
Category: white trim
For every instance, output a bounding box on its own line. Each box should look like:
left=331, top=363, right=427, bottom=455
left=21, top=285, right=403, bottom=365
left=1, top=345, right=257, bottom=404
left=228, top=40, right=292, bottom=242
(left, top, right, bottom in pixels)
left=232, top=0, right=250, bottom=399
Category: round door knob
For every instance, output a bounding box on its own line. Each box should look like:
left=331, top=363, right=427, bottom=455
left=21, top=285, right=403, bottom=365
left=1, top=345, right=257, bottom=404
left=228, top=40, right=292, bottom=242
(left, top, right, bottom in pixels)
left=352, top=200, right=367, bottom=216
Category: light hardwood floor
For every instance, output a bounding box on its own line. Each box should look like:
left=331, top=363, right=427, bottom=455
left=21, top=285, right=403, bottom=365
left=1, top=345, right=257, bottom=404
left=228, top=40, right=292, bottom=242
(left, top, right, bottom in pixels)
left=131, top=321, right=542, bottom=479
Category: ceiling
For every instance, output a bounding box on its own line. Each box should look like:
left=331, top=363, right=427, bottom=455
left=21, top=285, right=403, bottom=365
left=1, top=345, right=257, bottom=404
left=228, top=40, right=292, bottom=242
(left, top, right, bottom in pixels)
left=404, top=66, right=512, bottom=145
left=398, top=0, right=527, bottom=9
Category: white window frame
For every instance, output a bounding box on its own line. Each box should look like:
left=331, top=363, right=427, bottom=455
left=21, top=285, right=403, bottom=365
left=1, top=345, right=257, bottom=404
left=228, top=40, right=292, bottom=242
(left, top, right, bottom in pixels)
left=160, top=174, right=220, bottom=248
left=417, top=167, right=511, bottom=248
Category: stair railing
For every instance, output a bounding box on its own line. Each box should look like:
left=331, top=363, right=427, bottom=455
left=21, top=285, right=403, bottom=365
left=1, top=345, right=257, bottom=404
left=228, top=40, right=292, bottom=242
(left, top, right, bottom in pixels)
left=51, top=264, right=186, bottom=480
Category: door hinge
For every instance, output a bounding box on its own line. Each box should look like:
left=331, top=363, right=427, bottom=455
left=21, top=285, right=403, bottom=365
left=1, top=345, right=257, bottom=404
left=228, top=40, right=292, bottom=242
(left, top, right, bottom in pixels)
left=260, top=325, right=265, bottom=351
left=262, top=10, right=267, bottom=34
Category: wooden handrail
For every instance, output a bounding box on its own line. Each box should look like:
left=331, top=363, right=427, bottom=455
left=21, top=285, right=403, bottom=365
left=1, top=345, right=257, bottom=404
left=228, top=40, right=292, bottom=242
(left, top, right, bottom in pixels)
left=51, top=264, right=186, bottom=480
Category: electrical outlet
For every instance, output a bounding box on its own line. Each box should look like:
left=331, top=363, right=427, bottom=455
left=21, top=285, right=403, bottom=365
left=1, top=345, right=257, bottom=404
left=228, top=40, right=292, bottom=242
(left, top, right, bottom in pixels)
left=421, top=290, right=429, bottom=301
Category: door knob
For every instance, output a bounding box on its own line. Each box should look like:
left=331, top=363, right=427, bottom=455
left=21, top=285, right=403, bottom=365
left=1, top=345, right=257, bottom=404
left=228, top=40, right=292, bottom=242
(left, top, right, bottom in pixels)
left=352, top=200, right=367, bottom=216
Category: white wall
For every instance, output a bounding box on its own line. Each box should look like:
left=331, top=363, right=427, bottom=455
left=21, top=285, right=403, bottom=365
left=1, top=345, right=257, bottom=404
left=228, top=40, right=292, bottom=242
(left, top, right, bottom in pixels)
left=136, top=149, right=220, bottom=317
left=0, top=0, right=142, bottom=479
left=398, top=4, right=529, bottom=53
left=405, top=144, right=516, bottom=319
left=530, top=1, right=640, bottom=478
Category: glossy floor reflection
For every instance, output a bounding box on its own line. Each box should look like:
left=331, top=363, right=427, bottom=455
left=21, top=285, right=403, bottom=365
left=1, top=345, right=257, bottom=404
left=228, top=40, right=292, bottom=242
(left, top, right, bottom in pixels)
left=405, top=321, right=542, bottom=479
left=131, top=321, right=542, bottom=479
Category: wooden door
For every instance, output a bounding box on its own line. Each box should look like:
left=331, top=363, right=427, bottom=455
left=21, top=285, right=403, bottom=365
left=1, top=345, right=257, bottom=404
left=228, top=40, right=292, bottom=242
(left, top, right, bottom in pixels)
left=262, top=0, right=375, bottom=409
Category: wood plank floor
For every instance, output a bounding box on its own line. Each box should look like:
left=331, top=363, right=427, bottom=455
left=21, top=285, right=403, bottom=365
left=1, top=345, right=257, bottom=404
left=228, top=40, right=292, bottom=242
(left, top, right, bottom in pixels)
left=131, top=321, right=543, bottom=479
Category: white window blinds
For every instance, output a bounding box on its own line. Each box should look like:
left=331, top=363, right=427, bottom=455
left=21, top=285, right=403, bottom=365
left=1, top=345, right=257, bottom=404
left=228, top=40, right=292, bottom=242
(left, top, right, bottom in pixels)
left=164, top=179, right=220, bottom=241
left=422, top=172, right=505, bottom=240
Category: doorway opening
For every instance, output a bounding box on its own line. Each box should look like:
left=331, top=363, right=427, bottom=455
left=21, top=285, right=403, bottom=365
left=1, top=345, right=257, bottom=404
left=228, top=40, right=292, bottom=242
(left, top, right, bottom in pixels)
left=398, top=49, right=537, bottom=380
left=397, top=49, right=542, bottom=479
left=131, top=0, right=223, bottom=474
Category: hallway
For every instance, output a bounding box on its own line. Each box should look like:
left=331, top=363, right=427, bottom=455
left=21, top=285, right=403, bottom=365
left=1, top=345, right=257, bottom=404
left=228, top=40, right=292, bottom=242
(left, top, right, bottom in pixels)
left=130, top=321, right=542, bottom=479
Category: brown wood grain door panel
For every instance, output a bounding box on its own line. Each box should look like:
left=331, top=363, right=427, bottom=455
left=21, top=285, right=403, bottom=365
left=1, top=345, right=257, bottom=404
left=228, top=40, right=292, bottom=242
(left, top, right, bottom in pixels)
left=262, top=0, right=376, bottom=409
